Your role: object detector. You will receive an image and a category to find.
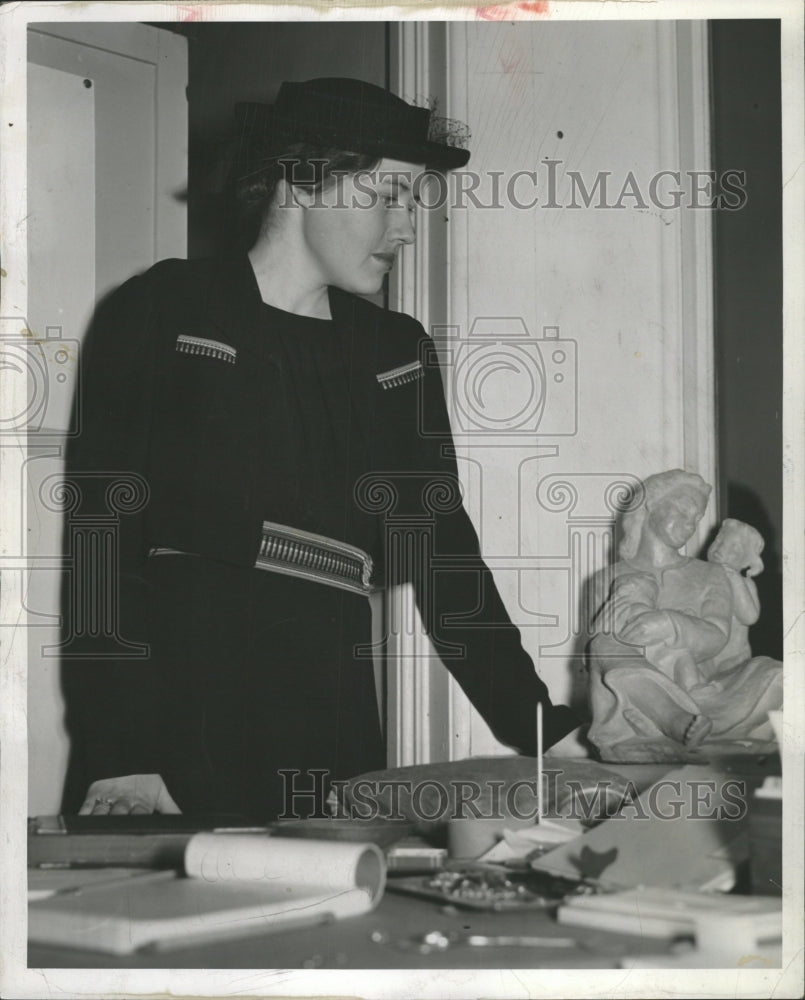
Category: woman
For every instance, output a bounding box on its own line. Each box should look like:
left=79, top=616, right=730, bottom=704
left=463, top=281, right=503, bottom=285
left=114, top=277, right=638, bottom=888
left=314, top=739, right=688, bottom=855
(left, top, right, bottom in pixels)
left=587, top=469, right=782, bottom=762
left=61, top=78, right=577, bottom=820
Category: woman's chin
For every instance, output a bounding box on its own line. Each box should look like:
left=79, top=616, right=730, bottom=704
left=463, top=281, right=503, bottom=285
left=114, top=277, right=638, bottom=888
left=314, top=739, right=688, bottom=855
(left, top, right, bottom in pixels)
left=338, top=278, right=385, bottom=297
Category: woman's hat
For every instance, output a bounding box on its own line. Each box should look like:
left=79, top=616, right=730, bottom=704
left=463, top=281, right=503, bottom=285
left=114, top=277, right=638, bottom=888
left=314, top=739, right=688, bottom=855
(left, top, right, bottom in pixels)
left=238, top=77, right=470, bottom=170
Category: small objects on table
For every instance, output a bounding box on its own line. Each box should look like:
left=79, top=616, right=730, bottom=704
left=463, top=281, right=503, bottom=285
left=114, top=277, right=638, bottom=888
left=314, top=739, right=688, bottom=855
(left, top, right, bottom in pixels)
left=388, top=861, right=594, bottom=911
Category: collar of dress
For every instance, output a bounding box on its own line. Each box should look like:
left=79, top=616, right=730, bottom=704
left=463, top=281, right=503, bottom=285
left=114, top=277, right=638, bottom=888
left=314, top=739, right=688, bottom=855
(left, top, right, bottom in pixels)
left=201, top=255, right=365, bottom=358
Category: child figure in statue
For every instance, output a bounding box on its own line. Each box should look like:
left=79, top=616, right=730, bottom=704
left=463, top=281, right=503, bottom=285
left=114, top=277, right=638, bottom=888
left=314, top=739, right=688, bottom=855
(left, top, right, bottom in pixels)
left=706, top=518, right=764, bottom=673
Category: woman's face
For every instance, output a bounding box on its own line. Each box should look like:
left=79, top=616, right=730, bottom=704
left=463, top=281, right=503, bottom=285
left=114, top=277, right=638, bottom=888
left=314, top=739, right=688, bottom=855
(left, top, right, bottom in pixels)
left=298, top=156, right=418, bottom=295
left=646, top=489, right=705, bottom=550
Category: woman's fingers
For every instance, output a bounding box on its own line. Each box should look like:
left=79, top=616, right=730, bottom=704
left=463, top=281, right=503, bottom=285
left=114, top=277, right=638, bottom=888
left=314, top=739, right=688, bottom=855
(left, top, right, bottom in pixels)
left=83, top=795, right=147, bottom=815
left=79, top=786, right=117, bottom=815
left=154, top=781, right=182, bottom=814
left=77, top=774, right=181, bottom=816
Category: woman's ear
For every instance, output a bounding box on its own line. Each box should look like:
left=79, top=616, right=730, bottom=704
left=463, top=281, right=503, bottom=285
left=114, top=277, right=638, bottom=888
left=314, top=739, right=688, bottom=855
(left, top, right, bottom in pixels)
left=267, top=178, right=300, bottom=210
left=288, top=183, right=317, bottom=209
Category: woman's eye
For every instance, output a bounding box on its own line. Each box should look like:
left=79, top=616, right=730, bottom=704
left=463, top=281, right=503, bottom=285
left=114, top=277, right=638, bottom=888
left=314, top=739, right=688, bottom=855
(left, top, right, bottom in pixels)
left=382, top=193, right=415, bottom=210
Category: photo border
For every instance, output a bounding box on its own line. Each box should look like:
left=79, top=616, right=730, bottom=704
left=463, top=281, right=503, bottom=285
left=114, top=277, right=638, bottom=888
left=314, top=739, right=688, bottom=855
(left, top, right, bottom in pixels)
left=1, top=1, right=802, bottom=997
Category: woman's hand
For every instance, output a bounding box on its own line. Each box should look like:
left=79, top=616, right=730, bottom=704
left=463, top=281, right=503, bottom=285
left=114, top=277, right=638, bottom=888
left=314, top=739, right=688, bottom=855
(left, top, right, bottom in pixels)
left=79, top=774, right=181, bottom=815
left=620, top=610, right=676, bottom=647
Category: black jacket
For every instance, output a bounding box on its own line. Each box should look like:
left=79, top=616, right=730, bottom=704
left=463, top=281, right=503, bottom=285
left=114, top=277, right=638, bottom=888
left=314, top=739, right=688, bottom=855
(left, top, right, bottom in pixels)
left=61, top=256, right=577, bottom=805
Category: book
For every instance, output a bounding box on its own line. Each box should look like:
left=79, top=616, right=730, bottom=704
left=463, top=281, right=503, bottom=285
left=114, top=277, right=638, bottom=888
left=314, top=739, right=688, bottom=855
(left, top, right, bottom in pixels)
left=28, top=833, right=386, bottom=954
left=27, top=814, right=263, bottom=869
left=557, top=887, right=782, bottom=942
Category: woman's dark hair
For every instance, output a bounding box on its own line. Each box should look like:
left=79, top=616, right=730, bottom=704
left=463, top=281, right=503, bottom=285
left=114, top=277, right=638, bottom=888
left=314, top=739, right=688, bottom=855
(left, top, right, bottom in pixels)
left=227, top=141, right=380, bottom=251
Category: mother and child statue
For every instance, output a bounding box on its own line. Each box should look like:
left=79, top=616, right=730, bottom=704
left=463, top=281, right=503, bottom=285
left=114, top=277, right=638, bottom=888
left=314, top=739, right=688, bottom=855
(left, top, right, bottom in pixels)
left=586, top=468, right=783, bottom=762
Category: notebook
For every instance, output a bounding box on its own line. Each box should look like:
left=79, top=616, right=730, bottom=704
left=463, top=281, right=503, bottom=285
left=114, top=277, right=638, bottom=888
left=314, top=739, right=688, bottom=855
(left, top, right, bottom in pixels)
left=29, top=834, right=385, bottom=954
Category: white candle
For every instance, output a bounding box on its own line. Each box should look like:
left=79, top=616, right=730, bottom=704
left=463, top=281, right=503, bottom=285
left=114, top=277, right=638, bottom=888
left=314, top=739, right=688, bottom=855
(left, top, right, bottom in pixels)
left=537, top=701, right=543, bottom=821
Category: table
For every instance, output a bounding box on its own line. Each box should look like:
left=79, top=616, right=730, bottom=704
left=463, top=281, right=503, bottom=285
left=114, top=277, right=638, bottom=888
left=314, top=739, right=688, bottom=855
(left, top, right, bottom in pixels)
left=27, top=753, right=780, bottom=970
left=28, top=884, right=669, bottom=969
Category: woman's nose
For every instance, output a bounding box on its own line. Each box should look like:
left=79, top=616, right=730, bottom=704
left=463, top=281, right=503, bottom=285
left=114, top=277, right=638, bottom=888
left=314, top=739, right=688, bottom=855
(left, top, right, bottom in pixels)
left=389, top=210, right=416, bottom=245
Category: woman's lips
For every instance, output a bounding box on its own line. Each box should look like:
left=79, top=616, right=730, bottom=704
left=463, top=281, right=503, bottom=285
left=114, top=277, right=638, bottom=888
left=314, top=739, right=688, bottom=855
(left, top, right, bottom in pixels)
left=372, top=253, right=396, bottom=268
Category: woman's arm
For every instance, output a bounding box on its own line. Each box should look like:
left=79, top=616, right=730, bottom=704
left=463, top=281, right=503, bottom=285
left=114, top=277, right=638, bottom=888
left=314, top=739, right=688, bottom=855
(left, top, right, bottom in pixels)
left=396, top=323, right=578, bottom=755
left=60, top=266, right=172, bottom=812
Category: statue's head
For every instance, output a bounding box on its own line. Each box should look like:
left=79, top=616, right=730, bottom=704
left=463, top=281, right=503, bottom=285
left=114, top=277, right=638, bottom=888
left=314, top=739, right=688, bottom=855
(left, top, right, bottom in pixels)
left=708, top=518, right=765, bottom=576
left=620, top=469, right=711, bottom=559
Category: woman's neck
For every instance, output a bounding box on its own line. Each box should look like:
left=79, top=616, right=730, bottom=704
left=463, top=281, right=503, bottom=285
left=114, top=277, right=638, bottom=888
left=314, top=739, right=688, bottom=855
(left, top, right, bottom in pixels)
left=247, top=240, right=331, bottom=319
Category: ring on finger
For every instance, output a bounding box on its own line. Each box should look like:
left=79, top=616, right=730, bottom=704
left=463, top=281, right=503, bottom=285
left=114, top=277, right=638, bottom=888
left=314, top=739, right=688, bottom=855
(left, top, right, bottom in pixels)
left=94, top=795, right=116, bottom=806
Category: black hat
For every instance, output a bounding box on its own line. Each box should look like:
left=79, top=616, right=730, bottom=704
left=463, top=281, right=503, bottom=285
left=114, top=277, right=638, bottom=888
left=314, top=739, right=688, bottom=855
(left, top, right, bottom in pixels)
left=240, top=77, right=470, bottom=170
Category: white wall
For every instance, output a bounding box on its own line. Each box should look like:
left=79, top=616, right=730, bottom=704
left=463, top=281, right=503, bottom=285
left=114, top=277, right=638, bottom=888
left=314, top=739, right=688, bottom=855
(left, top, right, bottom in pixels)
left=25, top=24, right=188, bottom=814
left=439, top=20, right=715, bottom=758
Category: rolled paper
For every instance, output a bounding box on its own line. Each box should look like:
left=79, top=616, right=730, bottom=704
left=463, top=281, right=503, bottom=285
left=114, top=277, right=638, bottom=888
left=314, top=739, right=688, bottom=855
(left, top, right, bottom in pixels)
left=184, top=834, right=386, bottom=904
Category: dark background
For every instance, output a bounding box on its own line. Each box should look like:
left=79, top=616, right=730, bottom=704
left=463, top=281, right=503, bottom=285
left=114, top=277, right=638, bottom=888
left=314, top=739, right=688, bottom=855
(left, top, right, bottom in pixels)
left=711, top=19, right=782, bottom=658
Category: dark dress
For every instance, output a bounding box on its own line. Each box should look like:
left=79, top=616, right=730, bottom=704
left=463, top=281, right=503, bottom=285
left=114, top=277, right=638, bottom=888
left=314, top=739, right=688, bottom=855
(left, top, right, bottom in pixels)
left=143, top=304, right=385, bottom=819
left=59, top=257, right=578, bottom=821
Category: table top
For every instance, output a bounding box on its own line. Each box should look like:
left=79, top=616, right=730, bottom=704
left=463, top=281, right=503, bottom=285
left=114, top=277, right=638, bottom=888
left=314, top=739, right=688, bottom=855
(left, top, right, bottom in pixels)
left=28, top=754, right=780, bottom=971
left=28, top=882, right=667, bottom=969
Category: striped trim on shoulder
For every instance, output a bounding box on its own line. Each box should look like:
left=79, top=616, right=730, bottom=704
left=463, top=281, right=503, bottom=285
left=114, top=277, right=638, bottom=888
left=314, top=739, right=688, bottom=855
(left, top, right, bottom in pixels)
left=376, top=360, right=424, bottom=390
left=175, top=334, right=237, bottom=364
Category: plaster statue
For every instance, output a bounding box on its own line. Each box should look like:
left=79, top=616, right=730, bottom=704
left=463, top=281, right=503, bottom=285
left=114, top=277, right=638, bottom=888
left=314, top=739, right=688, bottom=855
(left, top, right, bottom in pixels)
left=587, top=470, right=783, bottom=763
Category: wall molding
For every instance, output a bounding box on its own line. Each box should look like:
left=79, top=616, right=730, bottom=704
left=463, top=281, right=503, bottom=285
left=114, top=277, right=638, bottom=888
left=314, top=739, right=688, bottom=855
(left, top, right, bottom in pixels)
left=386, top=22, right=452, bottom=767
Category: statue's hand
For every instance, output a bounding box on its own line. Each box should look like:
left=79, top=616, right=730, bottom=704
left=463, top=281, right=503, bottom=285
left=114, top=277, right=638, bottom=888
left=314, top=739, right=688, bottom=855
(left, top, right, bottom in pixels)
left=620, top=610, right=675, bottom=646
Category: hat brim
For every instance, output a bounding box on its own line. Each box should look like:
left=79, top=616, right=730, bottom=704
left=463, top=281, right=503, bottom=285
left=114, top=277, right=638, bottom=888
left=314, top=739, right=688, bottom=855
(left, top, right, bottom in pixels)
left=266, top=118, right=470, bottom=170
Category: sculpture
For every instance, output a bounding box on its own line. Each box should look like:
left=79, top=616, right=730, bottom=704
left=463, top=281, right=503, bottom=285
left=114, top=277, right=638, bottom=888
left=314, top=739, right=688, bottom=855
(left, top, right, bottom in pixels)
left=587, top=470, right=783, bottom=763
